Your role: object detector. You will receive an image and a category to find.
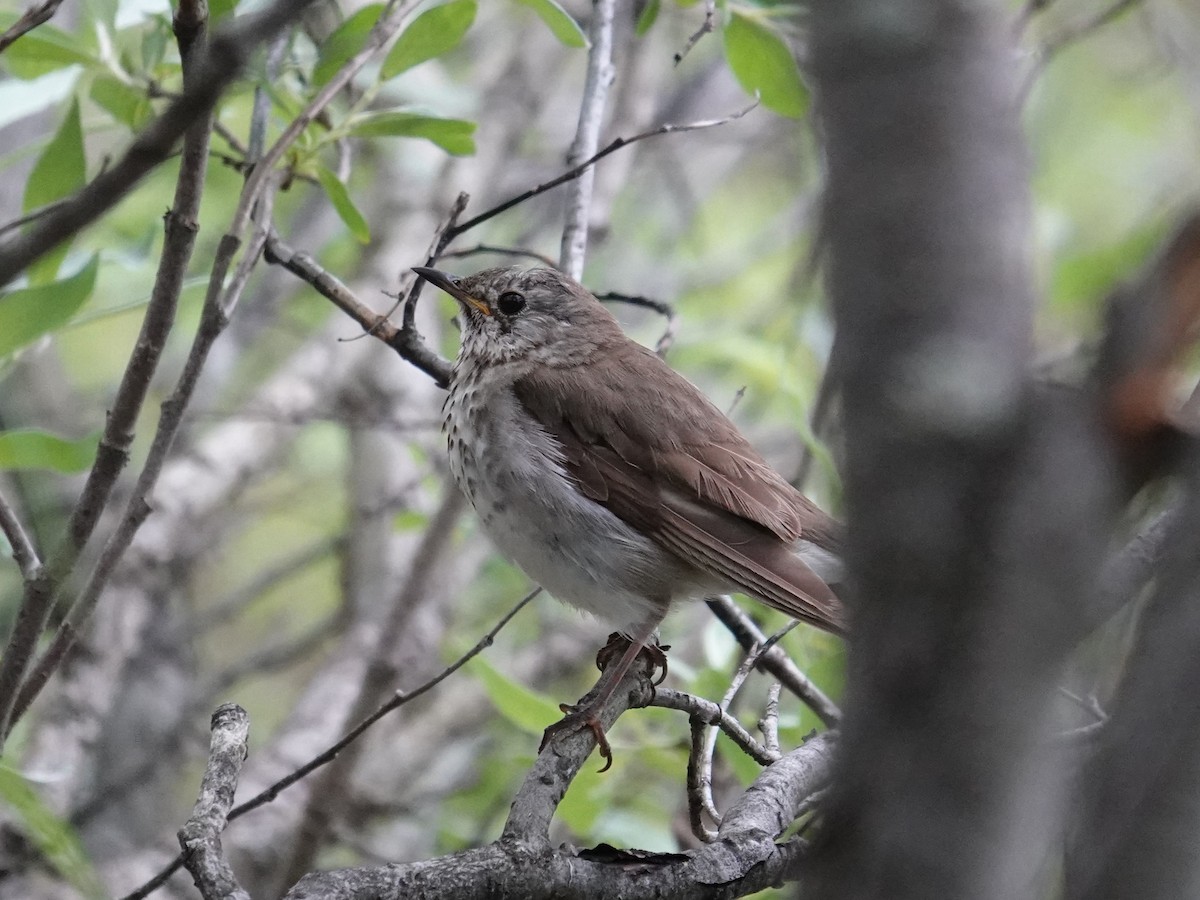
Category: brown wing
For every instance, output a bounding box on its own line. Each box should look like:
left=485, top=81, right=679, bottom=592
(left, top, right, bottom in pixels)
left=513, top=340, right=845, bottom=634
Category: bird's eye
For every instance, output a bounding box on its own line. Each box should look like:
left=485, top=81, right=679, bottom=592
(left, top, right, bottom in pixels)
left=496, top=291, right=526, bottom=316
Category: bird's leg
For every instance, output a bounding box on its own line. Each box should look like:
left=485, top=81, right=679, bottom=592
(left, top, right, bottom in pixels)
left=539, top=614, right=667, bottom=772
left=596, top=631, right=670, bottom=685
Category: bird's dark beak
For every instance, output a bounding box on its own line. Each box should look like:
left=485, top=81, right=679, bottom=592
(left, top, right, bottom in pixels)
left=412, top=266, right=491, bottom=317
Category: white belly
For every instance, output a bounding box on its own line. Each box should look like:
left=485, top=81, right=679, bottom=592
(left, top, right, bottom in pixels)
left=444, top=372, right=701, bottom=631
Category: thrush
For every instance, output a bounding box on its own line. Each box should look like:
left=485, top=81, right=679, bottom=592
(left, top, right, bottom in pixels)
left=413, top=265, right=845, bottom=765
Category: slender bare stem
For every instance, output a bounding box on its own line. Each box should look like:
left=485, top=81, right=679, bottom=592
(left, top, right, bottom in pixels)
left=559, top=0, right=616, bottom=279
left=0, top=488, right=40, bottom=580
left=447, top=103, right=757, bottom=241
left=0, top=0, right=66, bottom=54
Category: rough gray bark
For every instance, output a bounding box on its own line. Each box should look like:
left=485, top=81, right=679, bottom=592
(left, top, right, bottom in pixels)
left=808, top=1, right=1117, bottom=898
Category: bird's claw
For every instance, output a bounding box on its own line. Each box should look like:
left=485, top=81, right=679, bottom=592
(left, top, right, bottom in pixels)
left=596, top=632, right=671, bottom=687
left=539, top=703, right=613, bottom=772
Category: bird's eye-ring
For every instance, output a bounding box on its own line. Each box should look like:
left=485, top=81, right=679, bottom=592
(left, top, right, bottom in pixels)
left=496, top=291, right=527, bottom=316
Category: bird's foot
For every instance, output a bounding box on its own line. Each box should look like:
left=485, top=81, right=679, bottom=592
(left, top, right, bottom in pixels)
left=540, top=702, right=613, bottom=771
left=540, top=631, right=671, bottom=773
left=597, top=632, right=671, bottom=688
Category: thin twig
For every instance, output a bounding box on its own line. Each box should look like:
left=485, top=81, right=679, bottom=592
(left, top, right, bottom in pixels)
left=1020, top=0, right=1143, bottom=102
left=0, top=488, right=41, bottom=580
left=560, top=0, right=616, bottom=279
left=0, top=0, right=65, bottom=54
left=119, top=589, right=537, bottom=900
left=705, top=595, right=842, bottom=725
left=695, top=623, right=798, bottom=831
left=686, top=716, right=720, bottom=843
left=594, top=290, right=679, bottom=356
left=263, top=228, right=454, bottom=387
left=401, top=192, right=471, bottom=336
left=441, top=244, right=560, bottom=269
left=247, top=33, right=289, bottom=163
left=651, top=687, right=777, bottom=765
left=675, top=0, right=716, bottom=66
left=0, top=199, right=70, bottom=239
left=445, top=102, right=758, bottom=241
left=761, top=682, right=782, bottom=758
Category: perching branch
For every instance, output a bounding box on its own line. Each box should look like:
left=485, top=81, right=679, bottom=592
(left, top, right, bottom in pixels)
left=284, top=731, right=835, bottom=900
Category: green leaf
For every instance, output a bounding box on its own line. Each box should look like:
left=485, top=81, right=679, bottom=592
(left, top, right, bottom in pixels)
left=1051, top=225, right=1164, bottom=312
left=381, top=0, right=477, bottom=79
left=393, top=509, right=428, bottom=531
left=208, top=0, right=237, bottom=23
left=349, top=112, right=476, bottom=155
left=86, top=0, right=119, bottom=31
left=468, top=656, right=561, bottom=734
left=555, top=764, right=606, bottom=832
left=24, top=99, right=85, bottom=213
left=722, top=9, right=807, bottom=118
left=139, top=14, right=171, bottom=71
left=90, top=74, right=152, bottom=129
left=635, top=0, right=660, bottom=36
left=316, top=168, right=371, bottom=244
left=1, top=22, right=96, bottom=78
left=23, top=99, right=86, bottom=283
left=0, top=256, right=99, bottom=359
left=0, top=765, right=104, bottom=898
left=511, top=0, right=587, bottom=48
left=0, top=429, right=100, bottom=473
left=312, top=4, right=384, bottom=86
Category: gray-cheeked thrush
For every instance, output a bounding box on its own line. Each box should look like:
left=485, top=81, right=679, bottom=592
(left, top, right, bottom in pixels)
left=414, top=265, right=845, bottom=763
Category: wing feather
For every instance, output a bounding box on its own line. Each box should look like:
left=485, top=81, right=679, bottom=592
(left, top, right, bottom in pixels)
left=513, top=340, right=843, bottom=552
left=514, top=353, right=845, bottom=635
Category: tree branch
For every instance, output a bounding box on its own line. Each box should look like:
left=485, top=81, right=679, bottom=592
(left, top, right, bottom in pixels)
left=445, top=103, right=757, bottom=241
left=559, top=0, right=616, bottom=279
left=0, top=0, right=65, bottom=54
left=705, top=596, right=841, bottom=726
left=178, top=704, right=252, bottom=900
left=282, top=733, right=835, bottom=899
